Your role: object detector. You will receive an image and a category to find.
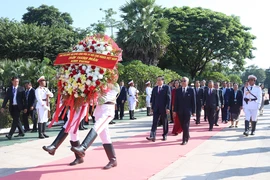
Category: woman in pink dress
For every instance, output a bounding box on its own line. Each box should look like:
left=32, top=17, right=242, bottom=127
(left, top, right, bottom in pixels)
left=171, top=80, right=183, bottom=135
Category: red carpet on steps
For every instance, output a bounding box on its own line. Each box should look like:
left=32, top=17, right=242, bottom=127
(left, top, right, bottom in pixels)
left=2, top=120, right=226, bottom=180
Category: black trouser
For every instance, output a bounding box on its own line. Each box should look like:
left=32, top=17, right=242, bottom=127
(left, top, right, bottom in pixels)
left=177, top=111, right=190, bottom=141
left=89, top=105, right=96, bottom=122
left=205, top=107, right=216, bottom=130
left=151, top=111, right=168, bottom=136
left=214, top=109, right=220, bottom=125
left=22, top=108, right=37, bottom=130
left=221, top=104, right=229, bottom=121
left=116, top=101, right=125, bottom=119
left=196, top=104, right=202, bottom=123
left=170, top=109, right=173, bottom=122
left=9, top=105, right=24, bottom=136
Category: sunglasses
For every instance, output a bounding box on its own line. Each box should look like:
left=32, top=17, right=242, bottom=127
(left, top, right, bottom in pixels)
left=181, top=80, right=186, bottom=82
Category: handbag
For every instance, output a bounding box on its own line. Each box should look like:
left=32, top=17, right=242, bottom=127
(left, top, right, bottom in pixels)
left=264, top=99, right=269, bottom=105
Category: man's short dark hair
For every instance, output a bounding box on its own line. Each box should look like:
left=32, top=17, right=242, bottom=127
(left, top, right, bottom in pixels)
left=25, top=81, right=32, bottom=86
left=157, top=76, right=164, bottom=80
left=11, top=76, right=19, bottom=81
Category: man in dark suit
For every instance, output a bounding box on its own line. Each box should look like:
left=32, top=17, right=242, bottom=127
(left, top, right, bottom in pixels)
left=22, top=82, right=37, bottom=132
left=146, top=76, right=171, bottom=141
left=115, top=80, right=127, bottom=120
left=1, top=77, right=27, bottom=139
left=174, top=77, right=196, bottom=145
left=220, top=81, right=231, bottom=123
left=214, top=82, right=224, bottom=126
left=200, top=80, right=208, bottom=121
left=194, top=81, right=203, bottom=124
left=203, top=80, right=220, bottom=131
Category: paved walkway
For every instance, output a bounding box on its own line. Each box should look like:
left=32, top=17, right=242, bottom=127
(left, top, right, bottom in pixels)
left=150, top=105, right=270, bottom=180
left=0, top=106, right=270, bottom=180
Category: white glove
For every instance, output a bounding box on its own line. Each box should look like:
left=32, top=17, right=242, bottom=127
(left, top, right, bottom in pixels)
left=44, top=105, right=50, bottom=111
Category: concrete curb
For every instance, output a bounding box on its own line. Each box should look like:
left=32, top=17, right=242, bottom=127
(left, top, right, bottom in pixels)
left=0, top=108, right=147, bottom=135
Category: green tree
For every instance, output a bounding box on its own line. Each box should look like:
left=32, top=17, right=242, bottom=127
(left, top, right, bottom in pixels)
left=241, top=65, right=266, bottom=84
left=99, top=8, right=123, bottom=38
left=228, top=74, right=242, bottom=84
left=22, top=4, right=73, bottom=29
left=201, top=71, right=229, bottom=82
left=119, top=60, right=180, bottom=92
left=161, top=7, right=256, bottom=80
left=0, top=18, right=76, bottom=61
left=117, top=0, right=170, bottom=65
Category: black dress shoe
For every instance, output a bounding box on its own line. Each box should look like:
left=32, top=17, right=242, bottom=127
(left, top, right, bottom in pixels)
left=215, top=124, right=219, bottom=126
left=6, top=134, right=12, bottom=140
left=209, top=128, right=213, bottom=131
left=162, top=136, right=167, bottom=141
left=14, top=134, right=25, bottom=137
left=181, top=141, right=187, bottom=145
left=120, top=117, right=123, bottom=120
left=146, top=137, right=155, bottom=142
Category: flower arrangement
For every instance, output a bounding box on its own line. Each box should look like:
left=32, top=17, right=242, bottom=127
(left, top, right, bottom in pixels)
left=50, top=34, right=121, bottom=132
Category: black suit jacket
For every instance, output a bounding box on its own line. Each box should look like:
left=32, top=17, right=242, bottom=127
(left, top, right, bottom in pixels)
left=217, top=89, right=224, bottom=106
left=2, top=86, right=26, bottom=111
left=203, top=88, right=220, bottom=109
left=229, top=90, right=243, bottom=107
left=151, top=85, right=171, bottom=114
left=117, top=86, right=127, bottom=103
left=194, top=87, right=204, bottom=108
left=174, top=87, right=196, bottom=114
left=26, top=88, right=36, bottom=109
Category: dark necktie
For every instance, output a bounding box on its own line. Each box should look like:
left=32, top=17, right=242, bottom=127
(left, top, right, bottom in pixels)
left=158, top=87, right=161, bottom=93
left=209, top=88, right=212, bottom=95
left=183, top=88, right=185, bottom=96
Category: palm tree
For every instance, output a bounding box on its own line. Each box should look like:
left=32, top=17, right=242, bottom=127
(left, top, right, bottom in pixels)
left=117, top=0, right=169, bottom=66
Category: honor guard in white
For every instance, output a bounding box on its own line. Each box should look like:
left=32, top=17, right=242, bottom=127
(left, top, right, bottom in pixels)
left=35, top=76, right=53, bottom=139
left=128, top=80, right=138, bottom=120
left=71, top=82, right=120, bottom=170
left=43, top=102, right=88, bottom=166
left=145, top=81, right=153, bottom=116
left=243, top=75, right=262, bottom=136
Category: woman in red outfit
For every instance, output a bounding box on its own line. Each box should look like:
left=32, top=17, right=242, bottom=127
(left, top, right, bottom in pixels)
left=171, top=80, right=183, bottom=135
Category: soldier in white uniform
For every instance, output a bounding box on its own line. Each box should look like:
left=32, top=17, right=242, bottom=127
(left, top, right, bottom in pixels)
left=145, top=81, right=153, bottom=116
left=243, top=75, right=262, bottom=136
left=43, top=102, right=88, bottom=166
left=71, top=79, right=120, bottom=170
left=128, top=80, right=138, bottom=120
left=35, top=76, right=53, bottom=139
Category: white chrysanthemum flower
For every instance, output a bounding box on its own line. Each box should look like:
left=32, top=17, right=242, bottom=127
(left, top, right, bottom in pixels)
left=99, top=46, right=105, bottom=51
left=98, top=74, right=103, bottom=79
left=81, top=93, right=86, bottom=97
left=86, top=79, right=91, bottom=86
left=78, top=45, right=84, bottom=50
left=106, top=46, right=113, bottom=51
left=93, top=75, right=98, bottom=81
left=74, top=93, right=79, bottom=98
left=91, top=82, right=96, bottom=87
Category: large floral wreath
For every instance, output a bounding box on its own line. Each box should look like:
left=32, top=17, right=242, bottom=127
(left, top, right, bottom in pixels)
left=49, top=34, right=122, bottom=132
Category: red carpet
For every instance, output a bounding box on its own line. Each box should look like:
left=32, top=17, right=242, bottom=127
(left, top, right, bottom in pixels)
left=2, top=120, right=226, bottom=180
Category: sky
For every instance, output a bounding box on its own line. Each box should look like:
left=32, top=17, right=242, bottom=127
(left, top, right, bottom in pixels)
left=0, top=0, right=269, bottom=69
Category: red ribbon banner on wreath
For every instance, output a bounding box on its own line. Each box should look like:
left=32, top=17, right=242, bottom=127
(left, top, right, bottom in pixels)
left=54, top=52, right=119, bottom=69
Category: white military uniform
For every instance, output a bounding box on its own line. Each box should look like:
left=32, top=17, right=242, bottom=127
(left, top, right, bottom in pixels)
left=35, top=86, right=53, bottom=123
left=93, top=83, right=120, bottom=144
left=63, top=103, right=88, bottom=141
left=243, top=85, right=262, bottom=121
left=128, top=86, right=138, bottom=110
left=145, top=87, right=152, bottom=107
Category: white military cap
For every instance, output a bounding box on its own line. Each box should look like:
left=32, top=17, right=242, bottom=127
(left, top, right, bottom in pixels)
left=37, top=76, right=46, bottom=82
left=145, top=81, right=150, bottom=85
left=248, top=75, right=257, bottom=80
left=128, top=80, right=134, bottom=85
